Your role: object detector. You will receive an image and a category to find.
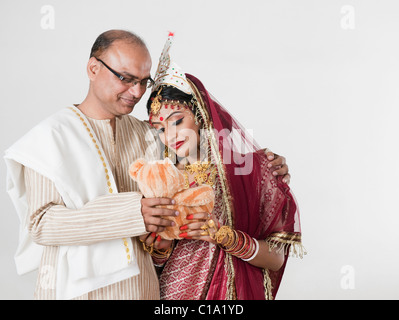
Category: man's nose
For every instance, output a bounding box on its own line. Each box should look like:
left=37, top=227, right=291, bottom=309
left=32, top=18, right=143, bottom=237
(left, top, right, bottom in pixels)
left=127, top=83, right=146, bottom=97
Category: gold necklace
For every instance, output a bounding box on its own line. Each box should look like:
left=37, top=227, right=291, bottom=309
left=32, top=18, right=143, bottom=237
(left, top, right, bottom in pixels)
left=184, top=161, right=217, bottom=188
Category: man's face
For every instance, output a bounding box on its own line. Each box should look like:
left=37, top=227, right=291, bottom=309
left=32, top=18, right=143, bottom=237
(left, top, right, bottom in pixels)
left=91, top=40, right=152, bottom=117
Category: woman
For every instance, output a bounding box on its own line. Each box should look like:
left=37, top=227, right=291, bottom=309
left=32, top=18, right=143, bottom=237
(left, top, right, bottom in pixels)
left=139, top=34, right=304, bottom=300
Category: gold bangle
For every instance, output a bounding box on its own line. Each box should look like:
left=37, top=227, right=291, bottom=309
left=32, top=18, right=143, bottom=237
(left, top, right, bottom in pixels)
left=151, top=241, right=174, bottom=259
left=214, top=226, right=234, bottom=247
left=142, top=242, right=154, bottom=255
left=152, top=246, right=172, bottom=258
left=139, top=237, right=154, bottom=255
left=224, top=230, right=238, bottom=251
left=224, top=228, right=235, bottom=248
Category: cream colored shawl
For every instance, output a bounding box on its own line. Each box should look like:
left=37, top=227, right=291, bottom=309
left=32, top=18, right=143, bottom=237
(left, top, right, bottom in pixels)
left=4, top=106, right=140, bottom=299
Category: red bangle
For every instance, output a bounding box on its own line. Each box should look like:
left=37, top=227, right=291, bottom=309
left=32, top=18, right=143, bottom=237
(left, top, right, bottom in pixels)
left=224, top=230, right=257, bottom=260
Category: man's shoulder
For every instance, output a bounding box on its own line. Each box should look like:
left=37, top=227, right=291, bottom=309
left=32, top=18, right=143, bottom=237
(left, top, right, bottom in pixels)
left=31, top=106, right=77, bottom=130
left=7, top=107, right=83, bottom=151
left=13, top=107, right=72, bottom=139
left=4, top=107, right=82, bottom=165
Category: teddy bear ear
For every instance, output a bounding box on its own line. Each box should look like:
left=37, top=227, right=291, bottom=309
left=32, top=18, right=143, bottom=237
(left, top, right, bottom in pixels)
left=129, top=158, right=146, bottom=180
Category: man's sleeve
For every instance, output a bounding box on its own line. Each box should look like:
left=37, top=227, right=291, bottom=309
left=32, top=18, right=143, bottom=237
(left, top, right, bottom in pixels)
left=24, top=166, right=146, bottom=246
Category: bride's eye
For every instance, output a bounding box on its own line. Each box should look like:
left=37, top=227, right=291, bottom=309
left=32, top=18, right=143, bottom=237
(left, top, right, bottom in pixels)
left=157, top=127, right=165, bottom=134
left=173, top=118, right=183, bottom=126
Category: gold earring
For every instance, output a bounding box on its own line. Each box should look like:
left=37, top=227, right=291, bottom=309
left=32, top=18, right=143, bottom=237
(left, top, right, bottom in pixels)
left=164, top=145, right=169, bottom=159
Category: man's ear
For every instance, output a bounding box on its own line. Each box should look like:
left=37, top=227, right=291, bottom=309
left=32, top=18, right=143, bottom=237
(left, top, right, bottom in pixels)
left=87, top=57, right=101, bottom=81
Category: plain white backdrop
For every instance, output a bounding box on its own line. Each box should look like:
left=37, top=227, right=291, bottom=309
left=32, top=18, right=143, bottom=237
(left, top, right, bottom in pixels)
left=1, top=0, right=398, bottom=299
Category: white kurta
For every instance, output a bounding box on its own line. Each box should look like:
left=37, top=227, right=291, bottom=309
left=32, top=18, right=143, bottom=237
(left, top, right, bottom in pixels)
left=5, top=106, right=160, bottom=299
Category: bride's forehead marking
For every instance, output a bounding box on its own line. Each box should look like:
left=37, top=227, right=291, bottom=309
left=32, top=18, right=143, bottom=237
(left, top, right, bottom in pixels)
left=151, top=102, right=192, bottom=125
left=158, top=105, right=189, bottom=120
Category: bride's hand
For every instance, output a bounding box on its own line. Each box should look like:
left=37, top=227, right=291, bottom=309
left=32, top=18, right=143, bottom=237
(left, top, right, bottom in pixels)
left=178, top=212, right=220, bottom=244
left=139, top=232, right=173, bottom=251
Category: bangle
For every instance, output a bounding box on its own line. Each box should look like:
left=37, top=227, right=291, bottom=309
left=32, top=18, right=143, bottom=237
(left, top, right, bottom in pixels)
left=230, top=231, right=248, bottom=257
left=139, top=238, right=154, bottom=255
left=241, top=238, right=259, bottom=261
left=150, top=244, right=173, bottom=267
left=225, top=230, right=240, bottom=251
left=151, top=245, right=173, bottom=259
left=223, top=230, right=258, bottom=261
left=139, top=237, right=173, bottom=259
left=214, top=226, right=235, bottom=247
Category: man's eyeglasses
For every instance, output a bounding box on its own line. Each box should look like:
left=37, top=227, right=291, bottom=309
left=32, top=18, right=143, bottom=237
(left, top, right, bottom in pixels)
left=95, top=58, right=155, bottom=89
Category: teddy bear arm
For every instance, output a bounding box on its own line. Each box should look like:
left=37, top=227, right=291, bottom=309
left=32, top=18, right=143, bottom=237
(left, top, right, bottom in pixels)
left=173, top=185, right=215, bottom=206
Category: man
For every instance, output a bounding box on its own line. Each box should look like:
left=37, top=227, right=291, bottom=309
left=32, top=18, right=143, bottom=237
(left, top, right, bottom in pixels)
left=4, top=30, right=290, bottom=300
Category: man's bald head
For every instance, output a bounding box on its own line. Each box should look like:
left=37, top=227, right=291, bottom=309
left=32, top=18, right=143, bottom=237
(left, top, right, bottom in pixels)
left=90, top=29, right=148, bottom=59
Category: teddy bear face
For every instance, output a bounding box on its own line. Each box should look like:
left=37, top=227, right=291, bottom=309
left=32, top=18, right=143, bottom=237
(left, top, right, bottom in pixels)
left=129, top=158, right=186, bottom=198
left=129, top=157, right=216, bottom=240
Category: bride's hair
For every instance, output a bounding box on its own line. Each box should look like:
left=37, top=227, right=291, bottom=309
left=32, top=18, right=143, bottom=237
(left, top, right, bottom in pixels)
left=146, top=85, right=196, bottom=114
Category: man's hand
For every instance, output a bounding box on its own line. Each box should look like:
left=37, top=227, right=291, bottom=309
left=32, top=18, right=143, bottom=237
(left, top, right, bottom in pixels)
left=141, top=197, right=179, bottom=233
left=264, top=149, right=291, bottom=184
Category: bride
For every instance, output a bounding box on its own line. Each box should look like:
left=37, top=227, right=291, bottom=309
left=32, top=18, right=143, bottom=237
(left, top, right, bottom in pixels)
left=139, top=34, right=304, bottom=300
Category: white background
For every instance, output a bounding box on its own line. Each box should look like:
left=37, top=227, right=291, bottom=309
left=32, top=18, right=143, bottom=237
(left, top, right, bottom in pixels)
left=1, top=0, right=398, bottom=299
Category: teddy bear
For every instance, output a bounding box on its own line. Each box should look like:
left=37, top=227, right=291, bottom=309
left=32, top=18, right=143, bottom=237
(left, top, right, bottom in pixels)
left=129, top=157, right=215, bottom=240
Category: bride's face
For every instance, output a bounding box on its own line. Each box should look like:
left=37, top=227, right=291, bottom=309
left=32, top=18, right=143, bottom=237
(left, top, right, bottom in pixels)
left=151, top=103, right=201, bottom=160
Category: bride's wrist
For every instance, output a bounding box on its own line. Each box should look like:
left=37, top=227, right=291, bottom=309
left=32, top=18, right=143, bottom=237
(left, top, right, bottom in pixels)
left=215, top=226, right=258, bottom=261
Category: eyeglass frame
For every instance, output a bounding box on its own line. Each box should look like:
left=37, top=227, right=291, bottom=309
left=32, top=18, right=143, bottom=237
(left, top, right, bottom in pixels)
left=94, top=57, right=155, bottom=89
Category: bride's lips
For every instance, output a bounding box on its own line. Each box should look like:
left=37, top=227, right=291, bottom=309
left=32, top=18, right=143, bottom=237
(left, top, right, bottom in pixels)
left=170, top=140, right=185, bottom=150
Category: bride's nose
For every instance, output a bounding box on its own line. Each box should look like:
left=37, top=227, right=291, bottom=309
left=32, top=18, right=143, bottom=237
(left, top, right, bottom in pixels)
left=165, top=126, right=177, bottom=145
